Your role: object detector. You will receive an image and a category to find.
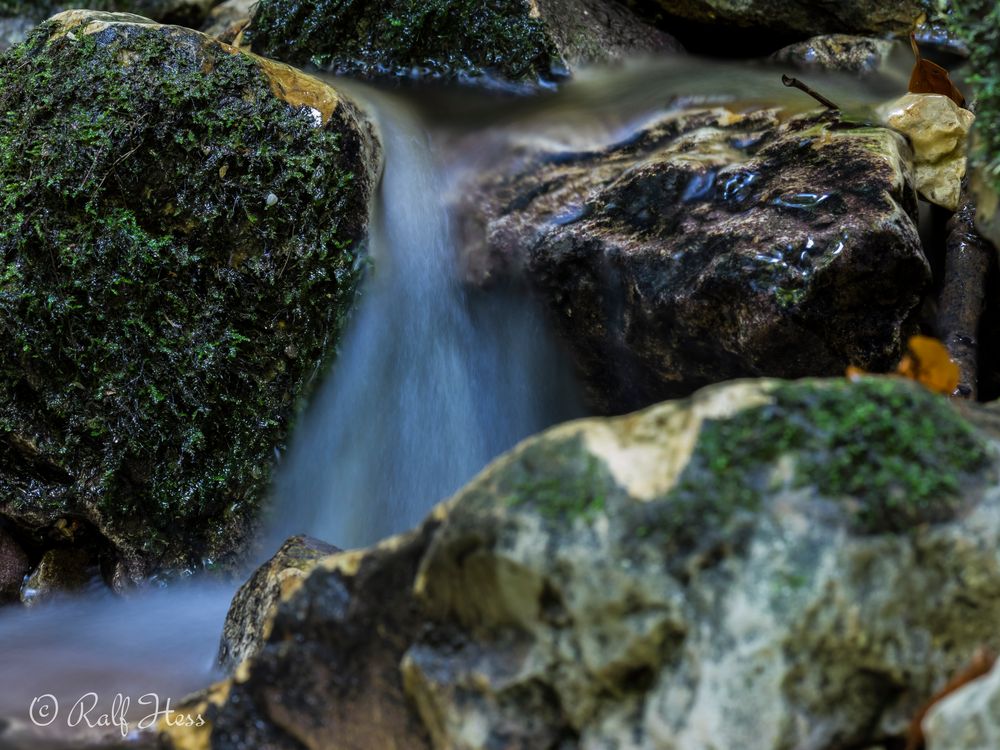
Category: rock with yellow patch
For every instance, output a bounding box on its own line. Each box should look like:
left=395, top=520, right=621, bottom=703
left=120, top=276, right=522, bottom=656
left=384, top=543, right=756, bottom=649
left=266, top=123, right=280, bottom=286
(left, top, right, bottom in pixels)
left=164, top=377, right=1000, bottom=750
left=217, top=535, right=337, bottom=672
left=882, top=93, right=975, bottom=210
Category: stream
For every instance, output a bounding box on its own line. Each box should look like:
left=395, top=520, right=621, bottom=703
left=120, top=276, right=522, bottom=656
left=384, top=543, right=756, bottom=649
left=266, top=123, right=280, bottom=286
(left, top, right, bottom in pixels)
left=0, top=53, right=918, bottom=747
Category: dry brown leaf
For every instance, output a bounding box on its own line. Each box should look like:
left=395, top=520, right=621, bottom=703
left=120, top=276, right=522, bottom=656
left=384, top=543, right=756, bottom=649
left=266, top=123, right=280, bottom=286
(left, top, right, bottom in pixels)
left=905, top=647, right=997, bottom=750
left=909, top=34, right=966, bottom=108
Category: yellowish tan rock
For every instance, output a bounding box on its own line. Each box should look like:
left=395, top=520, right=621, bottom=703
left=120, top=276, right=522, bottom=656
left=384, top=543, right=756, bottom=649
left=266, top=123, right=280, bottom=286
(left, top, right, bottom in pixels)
left=881, top=93, right=975, bottom=210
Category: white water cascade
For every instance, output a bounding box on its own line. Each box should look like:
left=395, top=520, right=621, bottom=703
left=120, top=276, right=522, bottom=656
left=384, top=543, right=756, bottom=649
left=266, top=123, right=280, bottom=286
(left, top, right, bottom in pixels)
left=268, top=88, right=584, bottom=549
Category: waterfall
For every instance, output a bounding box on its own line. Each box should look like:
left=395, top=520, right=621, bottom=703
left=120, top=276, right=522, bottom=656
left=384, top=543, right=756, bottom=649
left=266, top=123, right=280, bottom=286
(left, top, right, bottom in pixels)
left=269, top=89, right=584, bottom=549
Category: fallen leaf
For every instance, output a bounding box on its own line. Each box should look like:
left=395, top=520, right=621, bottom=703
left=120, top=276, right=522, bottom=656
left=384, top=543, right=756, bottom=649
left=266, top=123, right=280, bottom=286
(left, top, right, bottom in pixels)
left=844, top=335, right=960, bottom=396
left=897, top=335, right=960, bottom=395
left=905, top=647, right=996, bottom=750
left=909, top=34, right=965, bottom=108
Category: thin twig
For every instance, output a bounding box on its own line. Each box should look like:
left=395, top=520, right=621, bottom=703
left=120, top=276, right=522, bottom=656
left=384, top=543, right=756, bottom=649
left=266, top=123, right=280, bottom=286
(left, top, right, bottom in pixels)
left=781, top=75, right=839, bottom=110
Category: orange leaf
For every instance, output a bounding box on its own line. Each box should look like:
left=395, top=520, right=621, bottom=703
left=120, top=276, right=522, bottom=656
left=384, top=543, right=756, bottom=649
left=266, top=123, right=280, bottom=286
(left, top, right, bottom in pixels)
left=909, top=35, right=966, bottom=108
left=905, top=647, right=996, bottom=750
left=896, top=335, right=960, bottom=395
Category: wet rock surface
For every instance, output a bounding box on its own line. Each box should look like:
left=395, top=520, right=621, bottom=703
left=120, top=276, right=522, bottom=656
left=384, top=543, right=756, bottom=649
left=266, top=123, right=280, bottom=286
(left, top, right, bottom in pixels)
left=165, top=530, right=437, bottom=750
left=459, top=108, right=929, bottom=413
left=20, top=547, right=97, bottom=606
left=769, top=34, right=896, bottom=75
left=0, top=525, right=28, bottom=602
left=0, top=1, right=220, bottom=29
left=631, top=0, right=923, bottom=38
left=167, top=377, right=1000, bottom=750
left=217, top=534, right=337, bottom=673
left=245, top=0, right=680, bottom=90
left=0, top=11, right=380, bottom=580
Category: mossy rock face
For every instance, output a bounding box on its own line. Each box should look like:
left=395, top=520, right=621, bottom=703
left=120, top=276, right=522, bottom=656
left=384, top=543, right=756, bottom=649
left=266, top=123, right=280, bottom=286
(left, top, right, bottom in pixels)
left=0, top=11, right=380, bottom=580
left=245, top=0, right=679, bottom=90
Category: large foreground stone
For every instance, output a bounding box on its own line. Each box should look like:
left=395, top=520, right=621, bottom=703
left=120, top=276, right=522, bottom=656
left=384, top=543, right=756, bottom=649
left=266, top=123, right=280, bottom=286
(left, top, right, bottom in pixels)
left=245, top=0, right=680, bottom=90
left=459, top=108, right=929, bottom=413
left=0, top=12, right=380, bottom=580
left=166, top=377, right=1000, bottom=749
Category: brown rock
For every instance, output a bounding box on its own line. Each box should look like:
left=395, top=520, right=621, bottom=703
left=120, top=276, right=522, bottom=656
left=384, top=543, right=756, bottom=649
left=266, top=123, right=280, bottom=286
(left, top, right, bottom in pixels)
left=217, top=534, right=337, bottom=672
left=20, top=547, right=97, bottom=606
left=0, top=525, right=29, bottom=603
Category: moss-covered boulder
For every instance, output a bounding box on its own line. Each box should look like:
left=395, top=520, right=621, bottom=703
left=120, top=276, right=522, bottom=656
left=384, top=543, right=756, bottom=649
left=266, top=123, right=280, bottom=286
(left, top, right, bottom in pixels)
left=457, top=107, right=929, bottom=414
left=164, top=377, right=1000, bottom=750
left=0, top=11, right=380, bottom=580
left=244, top=0, right=679, bottom=90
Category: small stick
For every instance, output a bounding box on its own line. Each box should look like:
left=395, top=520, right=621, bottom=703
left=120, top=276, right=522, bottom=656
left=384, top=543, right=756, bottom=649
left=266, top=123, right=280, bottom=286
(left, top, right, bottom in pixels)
left=937, top=191, right=992, bottom=399
left=781, top=74, right=839, bottom=110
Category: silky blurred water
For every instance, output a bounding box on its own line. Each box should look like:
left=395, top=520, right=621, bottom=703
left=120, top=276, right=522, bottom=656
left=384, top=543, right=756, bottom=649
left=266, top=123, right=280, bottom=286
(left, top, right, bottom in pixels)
left=0, top=49, right=921, bottom=745
left=267, top=87, right=584, bottom=548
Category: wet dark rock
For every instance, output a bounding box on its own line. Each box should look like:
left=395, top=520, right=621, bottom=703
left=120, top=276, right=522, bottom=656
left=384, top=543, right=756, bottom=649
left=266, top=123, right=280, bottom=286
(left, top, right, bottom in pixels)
left=0, top=12, right=380, bottom=581
left=164, top=529, right=437, bottom=750
left=0, top=525, right=28, bottom=602
left=163, top=377, right=1000, bottom=750
left=630, top=0, right=923, bottom=38
left=769, top=34, right=895, bottom=75
left=245, top=0, right=680, bottom=90
left=217, top=534, right=337, bottom=673
left=20, top=547, right=97, bottom=606
left=457, top=107, right=929, bottom=413
left=0, top=1, right=220, bottom=28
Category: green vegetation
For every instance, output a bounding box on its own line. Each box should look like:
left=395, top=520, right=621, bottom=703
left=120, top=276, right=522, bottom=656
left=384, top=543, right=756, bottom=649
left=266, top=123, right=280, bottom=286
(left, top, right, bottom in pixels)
left=0, top=19, right=371, bottom=570
left=246, top=0, right=565, bottom=87
left=663, top=378, right=990, bottom=540
left=505, top=452, right=607, bottom=523
left=947, top=0, right=1000, bottom=194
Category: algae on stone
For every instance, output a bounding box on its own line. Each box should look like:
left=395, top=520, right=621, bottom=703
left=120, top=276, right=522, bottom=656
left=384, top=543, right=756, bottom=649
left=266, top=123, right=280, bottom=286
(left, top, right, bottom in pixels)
left=245, top=0, right=678, bottom=89
left=0, top=12, right=379, bottom=579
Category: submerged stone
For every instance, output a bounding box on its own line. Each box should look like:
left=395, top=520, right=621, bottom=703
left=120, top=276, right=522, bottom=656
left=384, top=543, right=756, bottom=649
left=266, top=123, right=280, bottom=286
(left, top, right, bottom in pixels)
left=769, top=34, right=896, bottom=75
left=245, top=0, right=680, bottom=90
left=169, top=377, right=1000, bottom=750
left=0, top=12, right=380, bottom=580
left=458, top=108, right=929, bottom=413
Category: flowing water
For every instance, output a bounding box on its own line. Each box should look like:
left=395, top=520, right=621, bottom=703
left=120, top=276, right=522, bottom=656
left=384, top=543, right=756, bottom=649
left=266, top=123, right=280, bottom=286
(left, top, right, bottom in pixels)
left=0, top=51, right=919, bottom=746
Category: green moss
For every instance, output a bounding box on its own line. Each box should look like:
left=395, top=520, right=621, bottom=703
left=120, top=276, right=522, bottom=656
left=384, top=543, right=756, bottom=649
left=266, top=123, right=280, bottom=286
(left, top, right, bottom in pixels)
left=245, top=0, right=565, bottom=88
left=947, top=0, right=1000, bottom=195
left=0, top=20, right=372, bottom=571
left=505, top=452, right=607, bottom=523
left=661, top=378, right=990, bottom=543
